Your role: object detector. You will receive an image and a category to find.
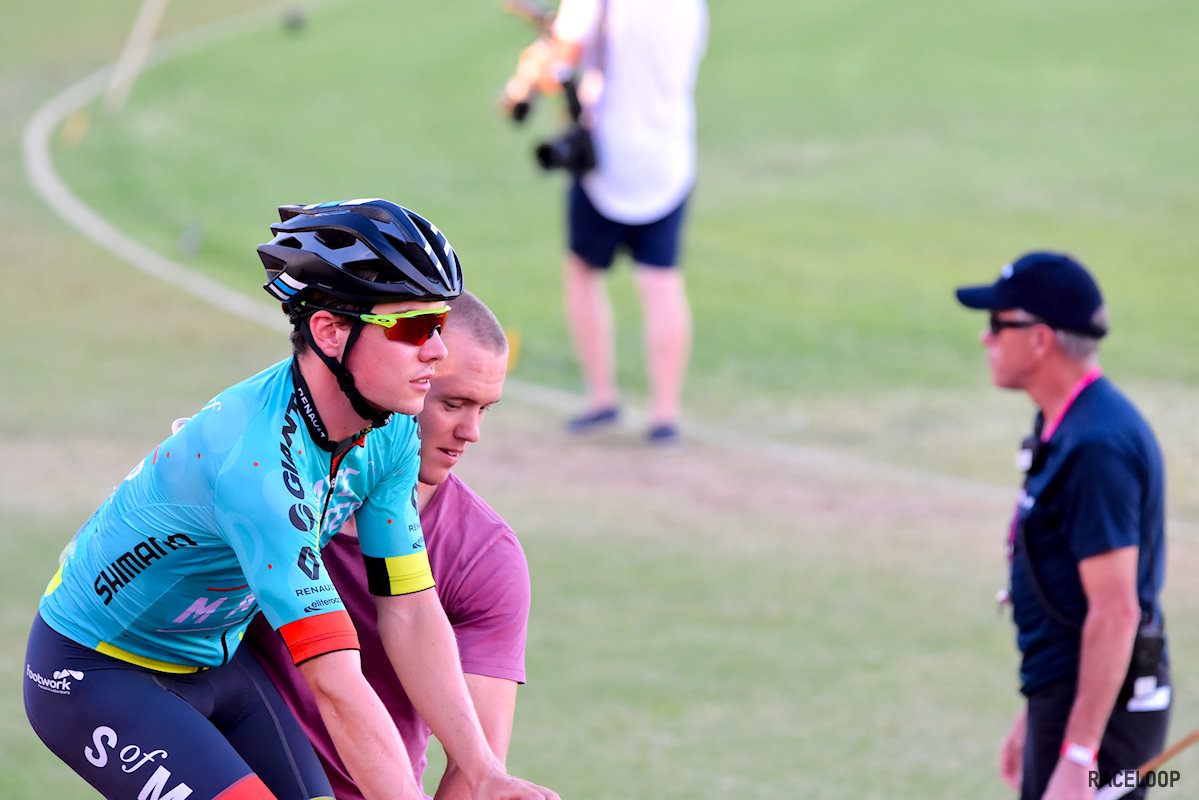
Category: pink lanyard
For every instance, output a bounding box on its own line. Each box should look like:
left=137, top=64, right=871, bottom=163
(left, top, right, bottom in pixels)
left=1005, top=367, right=1103, bottom=564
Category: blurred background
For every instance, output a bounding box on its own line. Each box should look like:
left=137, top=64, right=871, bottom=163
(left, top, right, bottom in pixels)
left=3, top=1, right=1197, bottom=797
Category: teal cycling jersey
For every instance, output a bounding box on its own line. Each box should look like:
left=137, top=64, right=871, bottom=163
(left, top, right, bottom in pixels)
left=38, top=358, right=432, bottom=671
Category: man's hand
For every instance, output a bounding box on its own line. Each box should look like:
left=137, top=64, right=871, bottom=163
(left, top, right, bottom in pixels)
left=999, top=704, right=1027, bottom=790
left=469, top=769, right=559, bottom=800
left=435, top=674, right=518, bottom=800
left=514, top=39, right=562, bottom=96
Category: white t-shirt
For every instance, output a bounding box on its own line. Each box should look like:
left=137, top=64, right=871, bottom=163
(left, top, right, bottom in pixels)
left=553, top=0, right=708, bottom=224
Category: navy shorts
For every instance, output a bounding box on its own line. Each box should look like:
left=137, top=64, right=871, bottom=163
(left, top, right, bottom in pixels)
left=24, top=613, right=333, bottom=800
left=568, top=181, right=689, bottom=269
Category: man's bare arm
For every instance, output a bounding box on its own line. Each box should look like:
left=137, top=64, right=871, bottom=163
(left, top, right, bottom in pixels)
left=299, top=649, right=425, bottom=800
left=375, top=590, right=557, bottom=800
left=435, top=675, right=519, bottom=800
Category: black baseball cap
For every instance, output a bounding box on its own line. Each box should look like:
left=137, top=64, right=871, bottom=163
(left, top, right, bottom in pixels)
left=955, top=251, right=1107, bottom=338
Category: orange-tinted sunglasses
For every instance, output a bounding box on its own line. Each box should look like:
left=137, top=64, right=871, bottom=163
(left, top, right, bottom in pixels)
left=304, top=303, right=451, bottom=345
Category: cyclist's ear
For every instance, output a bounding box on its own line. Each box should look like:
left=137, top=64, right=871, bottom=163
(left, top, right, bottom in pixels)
left=307, top=310, right=352, bottom=358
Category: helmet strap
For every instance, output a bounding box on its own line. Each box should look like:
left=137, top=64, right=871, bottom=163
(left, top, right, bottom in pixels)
left=301, top=318, right=392, bottom=429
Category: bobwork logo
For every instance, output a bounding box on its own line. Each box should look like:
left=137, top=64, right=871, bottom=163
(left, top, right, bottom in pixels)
left=26, top=665, right=84, bottom=695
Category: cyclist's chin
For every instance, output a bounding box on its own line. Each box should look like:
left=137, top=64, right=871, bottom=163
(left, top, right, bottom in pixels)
left=379, top=393, right=427, bottom=419
left=357, top=379, right=430, bottom=419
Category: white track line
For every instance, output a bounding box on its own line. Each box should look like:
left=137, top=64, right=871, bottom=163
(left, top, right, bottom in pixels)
left=21, top=4, right=1198, bottom=540
left=22, top=5, right=297, bottom=333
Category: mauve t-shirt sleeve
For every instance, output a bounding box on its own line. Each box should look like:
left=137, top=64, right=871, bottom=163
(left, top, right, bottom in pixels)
left=427, top=475, right=531, bottom=684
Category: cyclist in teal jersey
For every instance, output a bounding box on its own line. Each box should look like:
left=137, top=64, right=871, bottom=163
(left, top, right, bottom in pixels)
left=24, top=199, right=559, bottom=800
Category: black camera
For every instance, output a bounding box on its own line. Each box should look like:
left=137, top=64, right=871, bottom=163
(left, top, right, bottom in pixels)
left=533, top=76, right=597, bottom=177
left=535, top=123, right=596, bottom=176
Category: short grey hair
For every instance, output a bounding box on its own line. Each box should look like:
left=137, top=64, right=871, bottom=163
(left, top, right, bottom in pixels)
left=1053, top=306, right=1107, bottom=362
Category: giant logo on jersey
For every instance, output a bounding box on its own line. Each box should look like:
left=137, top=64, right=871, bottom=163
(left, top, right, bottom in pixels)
left=280, top=394, right=318, bottom=533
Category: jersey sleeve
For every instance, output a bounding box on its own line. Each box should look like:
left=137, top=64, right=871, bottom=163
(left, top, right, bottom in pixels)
left=354, top=418, right=435, bottom=597
left=424, top=476, right=530, bottom=683
left=275, top=610, right=360, bottom=665
left=1061, top=442, right=1143, bottom=561
left=449, top=532, right=530, bottom=683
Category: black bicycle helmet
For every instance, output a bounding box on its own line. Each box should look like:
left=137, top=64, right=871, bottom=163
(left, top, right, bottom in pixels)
left=260, top=198, right=462, bottom=308
left=257, top=199, right=464, bottom=431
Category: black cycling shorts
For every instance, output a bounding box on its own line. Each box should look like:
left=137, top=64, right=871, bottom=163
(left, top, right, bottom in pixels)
left=24, top=613, right=333, bottom=800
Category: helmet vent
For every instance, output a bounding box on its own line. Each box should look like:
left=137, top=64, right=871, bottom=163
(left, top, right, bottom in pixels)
left=388, top=237, right=436, bottom=272
left=342, top=259, right=384, bottom=280
left=315, top=229, right=358, bottom=250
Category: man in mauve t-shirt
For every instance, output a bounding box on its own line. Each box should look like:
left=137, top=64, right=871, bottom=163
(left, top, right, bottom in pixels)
left=246, top=290, right=529, bottom=800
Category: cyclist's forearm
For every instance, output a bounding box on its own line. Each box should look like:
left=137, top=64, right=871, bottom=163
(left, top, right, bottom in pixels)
left=299, top=650, right=424, bottom=800
left=375, top=591, right=501, bottom=788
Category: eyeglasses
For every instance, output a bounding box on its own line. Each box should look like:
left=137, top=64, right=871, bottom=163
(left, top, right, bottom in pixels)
left=304, top=303, right=451, bottom=345
left=988, top=314, right=1040, bottom=336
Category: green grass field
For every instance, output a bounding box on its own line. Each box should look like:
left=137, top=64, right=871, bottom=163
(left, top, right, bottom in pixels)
left=3, top=1, right=1199, bottom=798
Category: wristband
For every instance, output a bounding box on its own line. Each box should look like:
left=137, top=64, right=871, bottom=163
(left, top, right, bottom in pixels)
left=1061, top=742, right=1097, bottom=766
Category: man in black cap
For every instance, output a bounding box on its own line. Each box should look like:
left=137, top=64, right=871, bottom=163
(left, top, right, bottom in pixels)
left=956, top=251, right=1171, bottom=800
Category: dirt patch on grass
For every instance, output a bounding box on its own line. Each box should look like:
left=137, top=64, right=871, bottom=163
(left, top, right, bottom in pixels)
left=455, top=395, right=1015, bottom=555
left=456, top=391, right=1199, bottom=580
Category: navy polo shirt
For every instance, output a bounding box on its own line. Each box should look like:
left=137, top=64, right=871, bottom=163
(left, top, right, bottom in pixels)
left=1010, top=376, right=1166, bottom=695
